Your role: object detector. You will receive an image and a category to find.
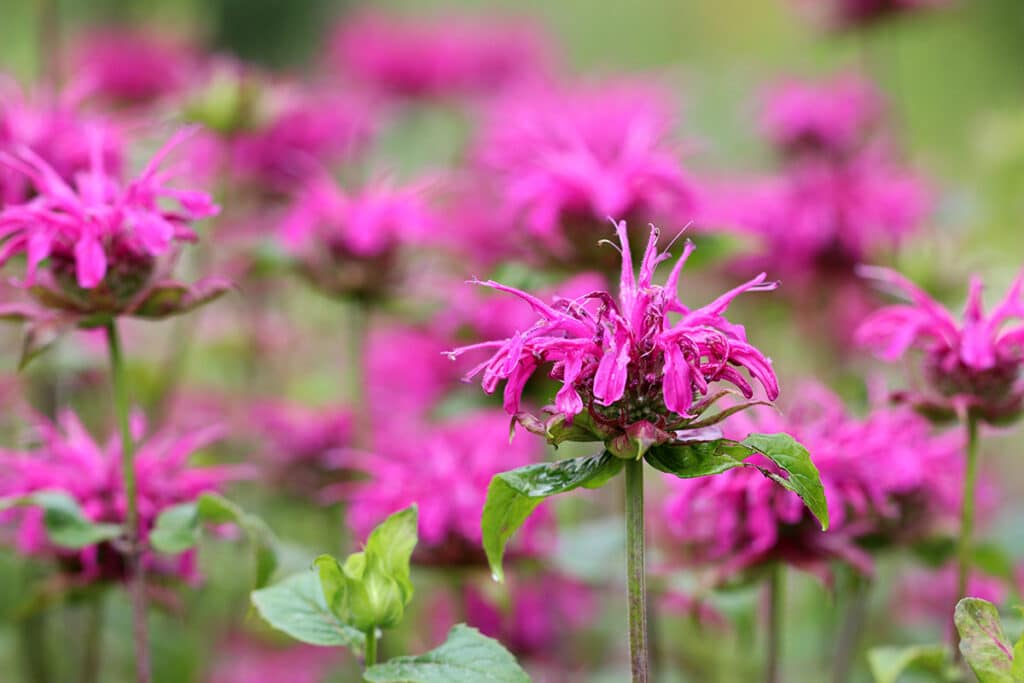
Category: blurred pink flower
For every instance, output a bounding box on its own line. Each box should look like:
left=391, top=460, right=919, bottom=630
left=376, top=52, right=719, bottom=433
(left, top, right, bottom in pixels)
left=282, top=172, right=434, bottom=299
left=72, top=28, right=198, bottom=105
left=658, top=383, right=964, bottom=584
left=207, top=635, right=340, bottom=683
left=0, top=409, right=236, bottom=584
left=897, top=565, right=1009, bottom=625
left=473, top=82, right=699, bottom=263
left=761, top=74, right=883, bottom=158
left=340, top=410, right=551, bottom=566
left=248, top=400, right=352, bottom=467
left=857, top=267, right=1024, bottom=424
left=327, top=11, right=550, bottom=100
left=0, top=77, right=123, bottom=205
left=449, top=222, right=778, bottom=434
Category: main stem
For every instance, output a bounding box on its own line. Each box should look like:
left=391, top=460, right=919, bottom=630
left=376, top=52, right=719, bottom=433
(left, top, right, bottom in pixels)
left=80, top=596, right=105, bottom=683
left=365, top=629, right=378, bottom=669
left=765, top=564, right=784, bottom=683
left=625, top=458, right=650, bottom=683
left=953, top=414, right=980, bottom=659
left=105, top=321, right=151, bottom=683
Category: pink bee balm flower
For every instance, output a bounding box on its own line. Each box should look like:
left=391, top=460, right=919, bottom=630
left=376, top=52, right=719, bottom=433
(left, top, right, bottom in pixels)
left=473, top=83, right=699, bottom=265
left=340, top=410, right=551, bottom=567
left=658, top=383, right=964, bottom=584
left=897, top=566, right=1009, bottom=625
left=207, top=635, right=341, bottom=683
left=0, top=126, right=223, bottom=313
left=249, top=400, right=352, bottom=467
left=448, top=221, right=779, bottom=446
left=72, top=28, right=198, bottom=106
left=0, top=410, right=236, bottom=584
left=761, top=74, right=883, bottom=158
left=856, top=267, right=1024, bottom=424
left=282, top=172, right=434, bottom=300
left=327, top=11, right=549, bottom=100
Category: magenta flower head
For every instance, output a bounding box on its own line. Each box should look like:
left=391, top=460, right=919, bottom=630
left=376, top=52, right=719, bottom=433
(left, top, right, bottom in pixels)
left=448, top=221, right=779, bottom=458
left=0, top=409, right=235, bottom=584
left=657, top=383, right=963, bottom=585
left=761, top=74, right=883, bottom=159
left=281, top=171, right=434, bottom=301
left=857, top=267, right=1024, bottom=424
left=327, top=10, right=549, bottom=100
left=0, top=127, right=228, bottom=362
left=473, top=83, right=699, bottom=268
left=340, top=410, right=551, bottom=567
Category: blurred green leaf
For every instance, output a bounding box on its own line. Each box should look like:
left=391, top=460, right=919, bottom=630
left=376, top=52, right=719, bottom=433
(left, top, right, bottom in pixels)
left=955, top=598, right=1017, bottom=682
left=482, top=452, right=622, bottom=582
left=251, top=571, right=365, bottom=650
left=0, top=491, right=122, bottom=549
left=867, top=644, right=951, bottom=683
left=363, top=624, right=529, bottom=683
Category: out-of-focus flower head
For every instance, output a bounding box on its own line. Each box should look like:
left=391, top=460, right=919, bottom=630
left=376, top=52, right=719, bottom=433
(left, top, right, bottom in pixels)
left=281, top=171, right=434, bottom=301
left=0, top=409, right=235, bottom=584
left=0, top=126, right=228, bottom=327
left=71, top=27, right=199, bottom=106
left=897, top=565, right=1011, bottom=625
left=464, top=572, right=596, bottom=662
left=207, top=634, right=340, bottom=683
left=857, top=267, right=1024, bottom=425
left=473, top=82, right=699, bottom=267
left=327, top=10, right=550, bottom=100
left=340, top=410, right=551, bottom=567
left=761, top=74, right=884, bottom=159
left=799, top=0, right=951, bottom=30
left=0, top=77, right=123, bottom=205
left=658, top=382, right=964, bottom=585
left=449, top=221, right=778, bottom=458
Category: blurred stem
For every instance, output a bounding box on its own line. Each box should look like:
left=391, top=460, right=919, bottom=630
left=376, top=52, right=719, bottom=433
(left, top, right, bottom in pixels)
left=832, top=574, right=870, bottom=683
left=954, top=414, right=981, bottom=660
left=364, top=629, right=378, bottom=669
left=17, top=610, right=50, bottom=683
left=105, top=320, right=152, bottom=683
left=765, top=564, right=784, bottom=683
left=79, top=596, right=105, bottom=683
left=625, top=458, right=649, bottom=683
left=35, top=0, right=59, bottom=85
left=347, top=298, right=371, bottom=449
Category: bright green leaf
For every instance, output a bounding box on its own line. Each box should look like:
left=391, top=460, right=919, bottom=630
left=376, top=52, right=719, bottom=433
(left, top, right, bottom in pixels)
left=955, top=598, right=1016, bottom=682
left=644, top=439, right=747, bottom=478
left=364, top=505, right=417, bottom=605
left=250, top=571, right=365, bottom=650
left=148, top=501, right=200, bottom=554
left=741, top=433, right=830, bottom=531
left=0, top=491, right=122, bottom=549
left=481, top=452, right=622, bottom=582
left=363, top=624, right=530, bottom=683
left=867, top=644, right=950, bottom=683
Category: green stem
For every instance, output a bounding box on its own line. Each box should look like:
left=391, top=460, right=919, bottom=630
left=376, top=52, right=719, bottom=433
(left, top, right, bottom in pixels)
left=625, top=458, right=649, bottom=683
left=79, top=597, right=105, bottom=683
left=17, top=610, right=50, bottom=683
left=954, top=414, right=981, bottom=659
left=365, top=629, right=378, bottom=669
left=765, top=564, right=784, bottom=683
left=347, top=299, right=371, bottom=449
left=832, top=575, right=870, bottom=683
left=105, top=321, right=151, bottom=683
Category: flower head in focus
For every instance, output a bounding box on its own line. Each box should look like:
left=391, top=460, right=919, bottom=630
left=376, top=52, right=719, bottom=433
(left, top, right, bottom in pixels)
left=474, top=83, right=699, bottom=268
left=857, top=267, right=1024, bottom=424
left=340, top=410, right=551, bottom=567
left=449, top=221, right=779, bottom=457
left=657, top=383, right=964, bottom=585
left=281, top=171, right=434, bottom=301
left=0, top=409, right=234, bottom=584
left=327, top=11, right=550, bottom=100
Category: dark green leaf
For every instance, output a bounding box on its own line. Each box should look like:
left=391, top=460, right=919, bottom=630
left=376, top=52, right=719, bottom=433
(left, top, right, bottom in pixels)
left=251, top=571, right=365, bottom=650
left=644, top=439, right=747, bottom=478
left=0, top=491, right=122, bottom=549
left=867, top=644, right=951, bottom=683
left=363, top=624, right=529, bottom=683
left=741, top=433, right=830, bottom=531
left=955, top=598, right=1016, bottom=682
left=481, top=452, right=622, bottom=582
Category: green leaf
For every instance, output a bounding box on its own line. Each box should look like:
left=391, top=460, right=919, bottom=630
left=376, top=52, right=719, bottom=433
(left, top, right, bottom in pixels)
left=0, top=491, right=122, bottom=549
left=741, top=433, right=830, bottom=532
left=481, top=452, right=622, bottom=582
left=363, top=505, right=417, bottom=606
left=363, top=624, right=530, bottom=683
left=867, top=644, right=950, bottom=683
left=644, top=439, right=747, bottom=478
left=955, top=598, right=1016, bottom=682
left=251, top=571, right=365, bottom=650
left=149, top=493, right=278, bottom=587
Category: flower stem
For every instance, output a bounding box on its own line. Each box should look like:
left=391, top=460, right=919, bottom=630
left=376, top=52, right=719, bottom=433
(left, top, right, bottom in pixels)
left=365, top=629, right=378, bottom=669
left=17, top=609, right=50, bottom=683
left=104, top=320, right=151, bottom=683
left=79, top=596, right=105, bottom=683
left=625, top=458, right=650, bottom=683
left=832, top=574, right=870, bottom=683
left=954, top=413, right=981, bottom=659
left=765, top=564, right=784, bottom=683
